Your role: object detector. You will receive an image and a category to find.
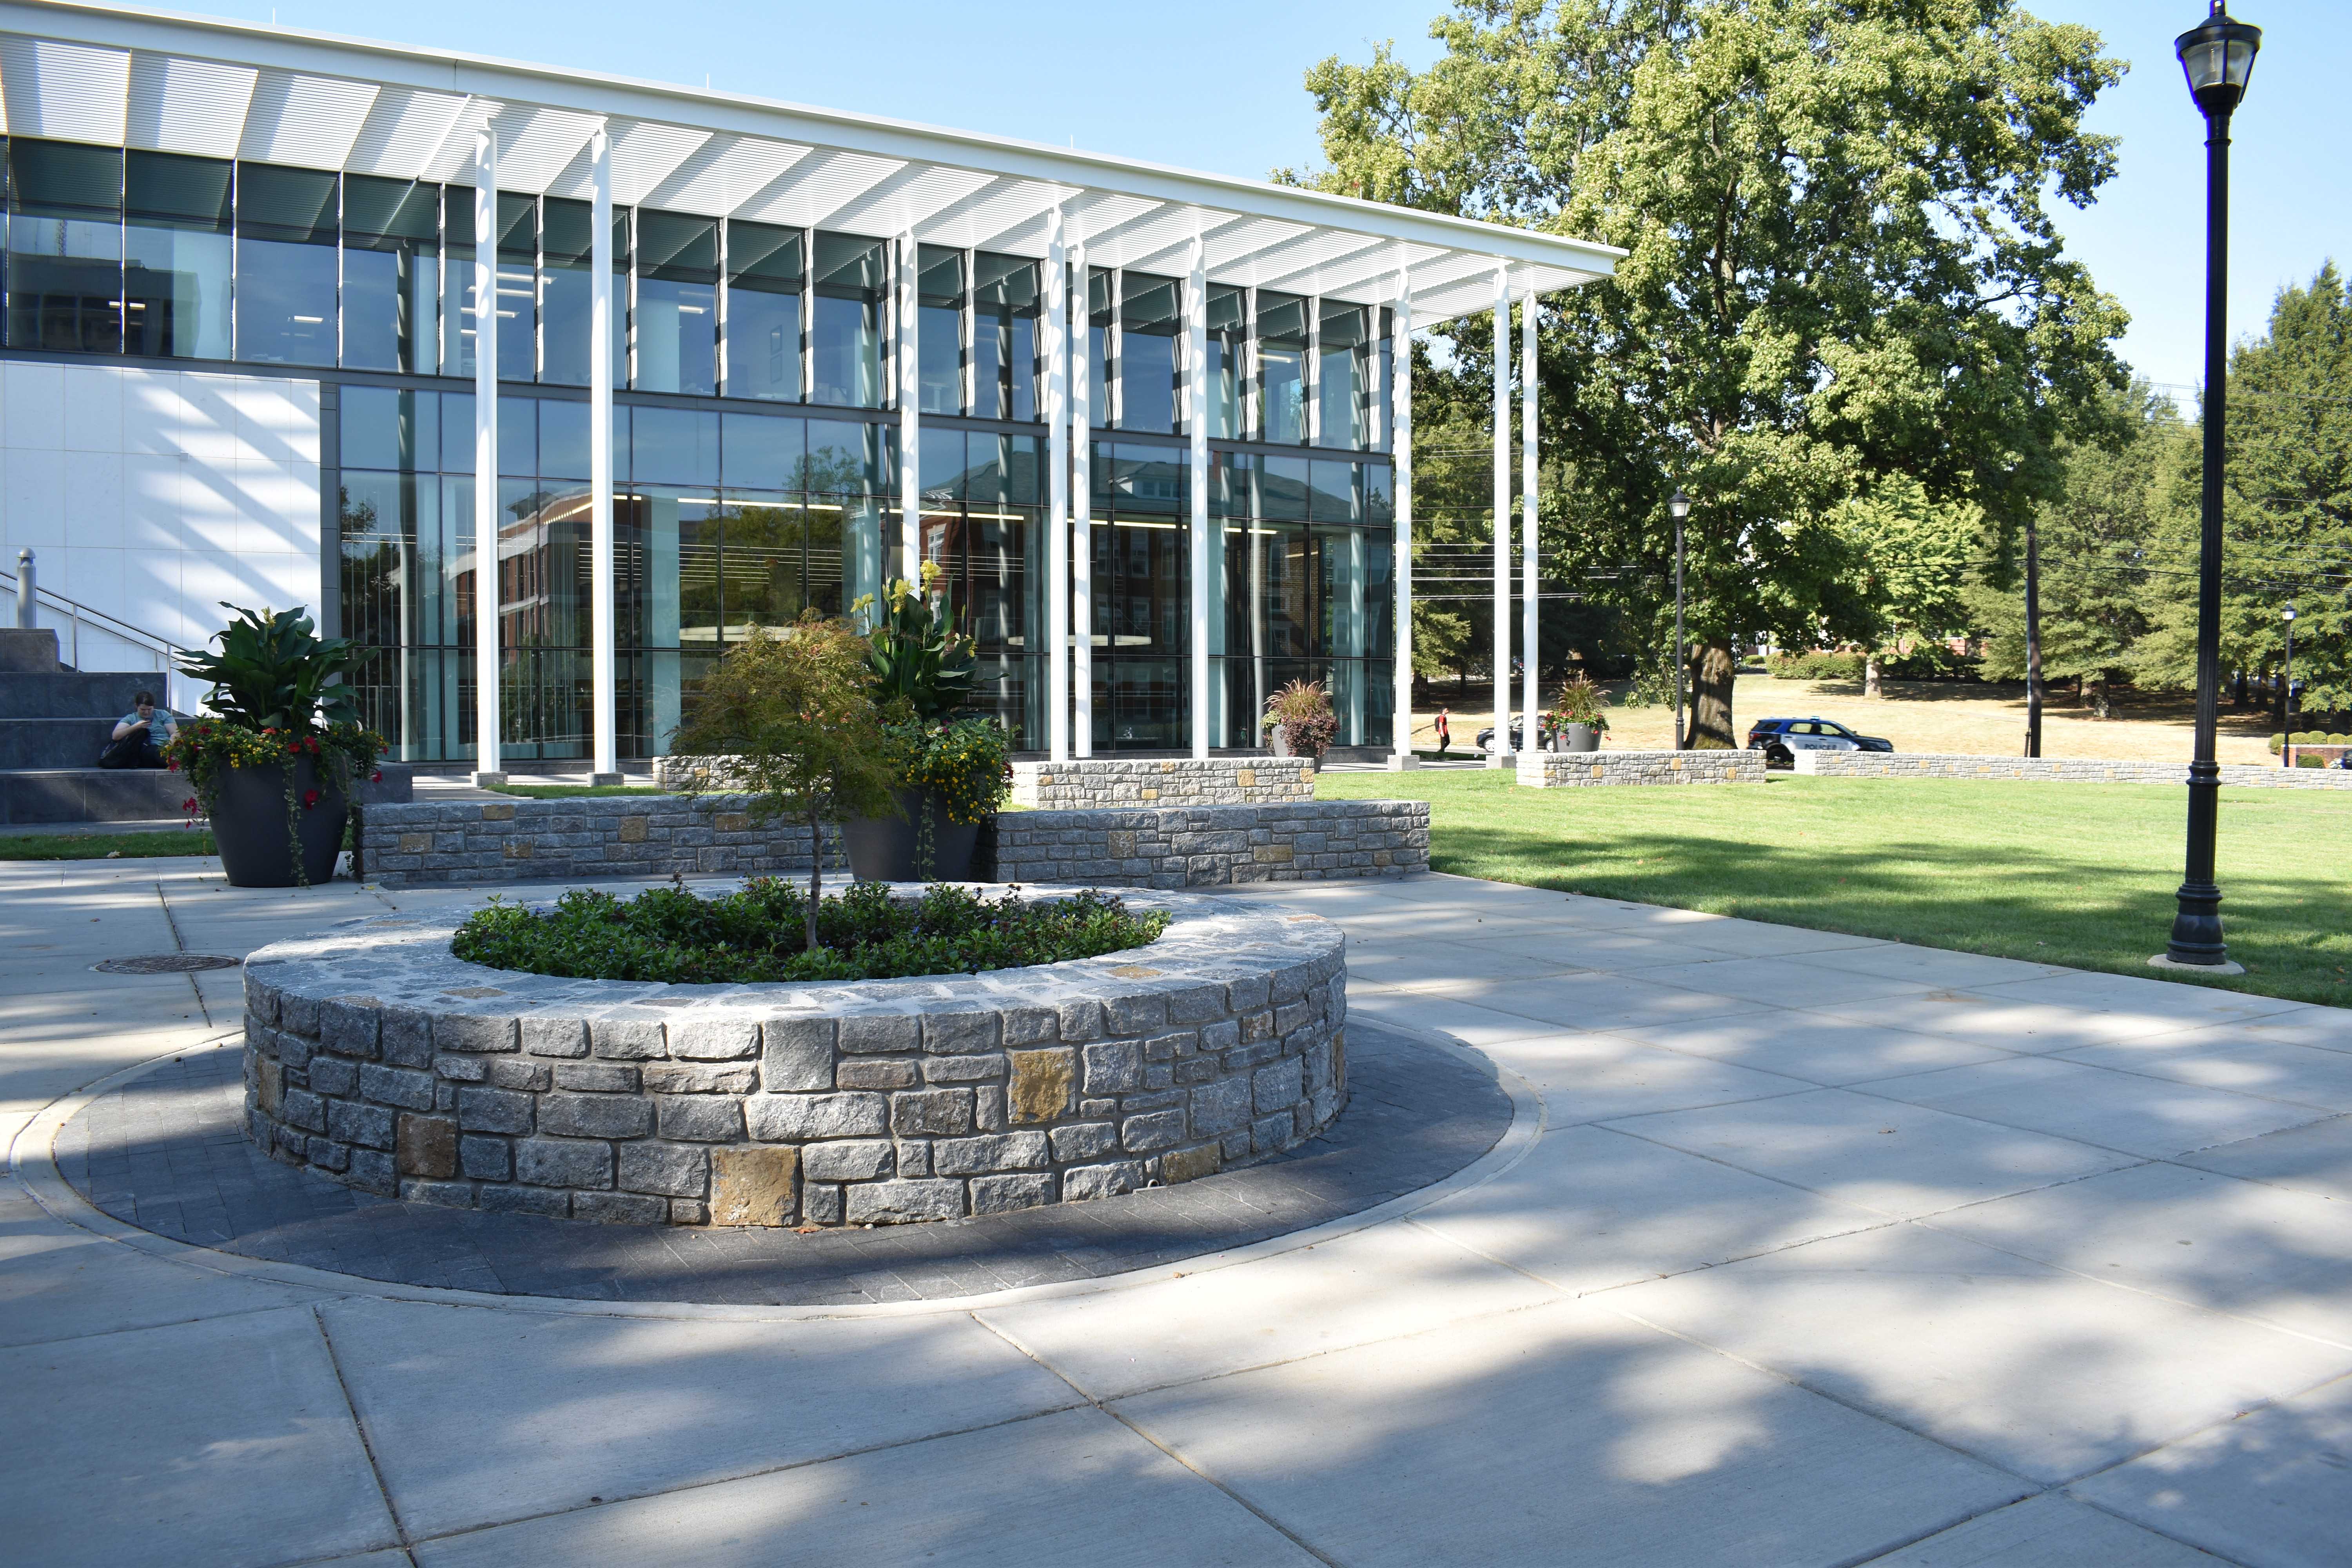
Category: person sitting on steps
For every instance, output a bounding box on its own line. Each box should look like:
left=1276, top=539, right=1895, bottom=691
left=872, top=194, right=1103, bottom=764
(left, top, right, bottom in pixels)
left=100, top=691, right=177, bottom=769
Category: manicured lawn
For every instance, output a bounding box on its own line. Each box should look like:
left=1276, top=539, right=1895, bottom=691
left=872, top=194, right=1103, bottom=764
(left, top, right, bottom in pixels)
left=1314, top=769, right=2352, bottom=1007
left=0, top=829, right=216, bottom=860
left=487, top=783, right=664, bottom=799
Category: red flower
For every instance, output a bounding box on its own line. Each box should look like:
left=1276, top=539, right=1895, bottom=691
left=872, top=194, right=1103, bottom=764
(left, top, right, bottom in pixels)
left=167, top=759, right=180, bottom=771
left=370, top=770, right=384, bottom=783
left=302, top=788, right=321, bottom=809
left=183, top=798, right=198, bottom=812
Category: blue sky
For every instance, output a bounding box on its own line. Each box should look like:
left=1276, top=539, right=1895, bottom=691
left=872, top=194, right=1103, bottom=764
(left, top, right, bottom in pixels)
left=202, top=1, right=2344, bottom=395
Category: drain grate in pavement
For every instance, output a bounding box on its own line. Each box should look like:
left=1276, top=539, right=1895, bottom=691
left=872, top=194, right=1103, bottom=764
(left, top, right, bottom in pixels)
left=93, top=954, right=242, bottom=974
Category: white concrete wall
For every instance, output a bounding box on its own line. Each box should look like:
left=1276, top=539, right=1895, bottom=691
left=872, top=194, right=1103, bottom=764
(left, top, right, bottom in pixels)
left=1, top=359, right=323, bottom=708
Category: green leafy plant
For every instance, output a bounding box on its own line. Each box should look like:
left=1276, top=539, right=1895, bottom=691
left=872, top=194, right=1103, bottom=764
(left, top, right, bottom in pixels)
left=452, top=878, right=1169, bottom=984
left=167, top=604, right=383, bottom=886
left=862, top=566, right=976, bottom=724
left=1262, top=679, right=1339, bottom=760
left=670, top=613, right=899, bottom=951
left=176, top=603, right=361, bottom=733
left=890, top=716, right=1014, bottom=826
left=1548, top=674, right=1612, bottom=735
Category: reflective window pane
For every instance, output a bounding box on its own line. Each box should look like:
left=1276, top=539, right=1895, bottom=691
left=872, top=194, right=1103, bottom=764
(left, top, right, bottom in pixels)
left=724, top=221, right=802, bottom=403
left=342, top=176, right=438, bottom=373
left=1318, top=301, right=1368, bottom=449
left=9, top=140, right=123, bottom=353
left=916, top=244, right=964, bottom=415
left=539, top=196, right=594, bottom=387
left=539, top=399, right=591, bottom=481
left=722, top=411, right=804, bottom=491
left=236, top=163, right=337, bottom=366
left=1257, top=291, right=1307, bottom=445
left=441, top=191, right=477, bottom=377
left=124, top=151, right=231, bottom=360
left=1119, top=273, right=1179, bottom=434
left=632, top=405, right=720, bottom=486
left=635, top=210, right=717, bottom=395
left=804, top=416, right=881, bottom=494
left=810, top=232, right=883, bottom=407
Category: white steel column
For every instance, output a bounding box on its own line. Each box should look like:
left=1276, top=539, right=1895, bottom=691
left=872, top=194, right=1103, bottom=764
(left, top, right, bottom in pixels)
left=1520, top=273, right=1540, bottom=749
left=1044, top=206, right=1071, bottom=760
left=472, top=128, right=503, bottom=786
left=1186, top=232, right=1210, bottom=759
left=588, top=122, right=618, bottom=784
left=897, top=230, right=920, bottom=583
left=1392, top=266, right=1415, bottom=767
left=1070, top=245, right=1094, bottom=756
left=1488, top=263, right=1510, bottom=767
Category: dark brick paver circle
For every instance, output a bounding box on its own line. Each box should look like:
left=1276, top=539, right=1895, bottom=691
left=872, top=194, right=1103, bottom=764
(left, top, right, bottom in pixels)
left=57, top=1022, right=1510, bottom=1306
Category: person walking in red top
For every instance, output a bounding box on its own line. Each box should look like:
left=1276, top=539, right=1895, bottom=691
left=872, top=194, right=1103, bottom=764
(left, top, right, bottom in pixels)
left=1434, top=706, right=1452, bottom=760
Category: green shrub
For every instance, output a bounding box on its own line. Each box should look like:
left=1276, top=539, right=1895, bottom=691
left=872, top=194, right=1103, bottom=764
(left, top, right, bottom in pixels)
left=2271, top=731, right=2350, bottom=754
left=451, top=878, right=1169, bottom=984
left=1769, top=651, right=1865, bottom=680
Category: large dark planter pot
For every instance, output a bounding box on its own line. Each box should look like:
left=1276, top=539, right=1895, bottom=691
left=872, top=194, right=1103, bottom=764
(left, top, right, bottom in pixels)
left=842, top=789, right=982, bottom=882
left=211, top=755, right=348, bottom=887
left=1557, top=723, right=1601, bottom=753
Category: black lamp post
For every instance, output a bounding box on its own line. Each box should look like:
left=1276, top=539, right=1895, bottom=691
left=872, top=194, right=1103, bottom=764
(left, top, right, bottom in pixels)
left=1669, top=488, right=1690, bottom=751
left=2163, top=2, right=2261, bottom=970
left=2280, top=601, right=2297, bottom=766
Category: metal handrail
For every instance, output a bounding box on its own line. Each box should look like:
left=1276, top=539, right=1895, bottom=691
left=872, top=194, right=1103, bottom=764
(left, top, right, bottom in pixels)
left=2, top=557, right=189, bottom=674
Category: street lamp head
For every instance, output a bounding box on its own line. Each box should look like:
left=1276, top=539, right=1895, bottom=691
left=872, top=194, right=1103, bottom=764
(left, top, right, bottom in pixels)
left=1668, top=489, right=1691, bottom=522
left=2177, top=3, right=2261, bottom=118
left=2283, top=602, right=2296, bottom=622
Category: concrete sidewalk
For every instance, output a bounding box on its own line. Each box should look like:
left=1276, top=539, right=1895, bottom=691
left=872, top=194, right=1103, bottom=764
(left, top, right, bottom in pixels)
left=5, top=860, right=2348, bottom=1566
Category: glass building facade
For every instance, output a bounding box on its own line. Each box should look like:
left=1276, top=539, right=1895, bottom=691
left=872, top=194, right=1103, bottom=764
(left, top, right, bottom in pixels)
left=1, top=134, right=1397, bottom=759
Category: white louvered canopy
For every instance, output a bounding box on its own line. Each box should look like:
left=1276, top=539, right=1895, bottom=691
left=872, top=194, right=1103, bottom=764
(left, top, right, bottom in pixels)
left=0, top=2, right=1619, bottom=321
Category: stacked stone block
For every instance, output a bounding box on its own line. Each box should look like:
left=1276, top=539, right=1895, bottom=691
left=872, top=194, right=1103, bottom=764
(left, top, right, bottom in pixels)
left=358, top=794, right=847, bottom=887
left=1794, top=751, right=2352, bottom=790
left=1011, top=757, right=1316, bottom=809
left=1516, top=749, right=1764, bottom=787
left=988, top=798, right=1428, bottom=889
left=240, top=890, right=1347, bottom=1227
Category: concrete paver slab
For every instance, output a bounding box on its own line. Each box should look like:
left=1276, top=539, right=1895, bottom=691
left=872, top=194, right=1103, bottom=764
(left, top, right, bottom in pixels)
left=1781, top=943, right=2075, bottom=990
left=1417, top=969, right=1757, bottom=1033
left=2059, top=1036, right=2352, bottom=1114
left=1414, top=1123, right=1889, bottom=1295
left=978, top=1220, right=1561, bottom=1401
left=410, top=1405, right=1320, bottom=1568
left=2180, top=1116, right=2352, bottom=1204
left=1618, top=954, right=1950, bottom=1008
left=1927, top=1161, right=2352, bottom=1346
left=1115, top=1295, right=2028, bottom=1568
left=1856, top=1493, right=2233, bottom=1566
left=1607, top=1010, right=2025, bottom=1086
left=1806, top=991, right=2200, bottom=1054
left=1604, top=1087, right=2137, bottom=1219
left=0, top=1198, right=323, bottom=1348
left=2071, top=1369, right=2352, bottom=1568
left=319, top=1295, right=1083, bottom=1539
left=1604, top=1224, right=2352, bottom=1485
left=1970, top=972, right=2308, bottom=1030
left=1474, top=1031, right=1814, bottom=1122
left=1855, top=1055, right=2332, bottom=1160
left=0, top=1305, right=396, bottom=1568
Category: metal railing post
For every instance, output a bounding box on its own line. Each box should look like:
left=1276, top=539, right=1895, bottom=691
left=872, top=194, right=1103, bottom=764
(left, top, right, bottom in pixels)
left=14, top=550, right=32, bottom=630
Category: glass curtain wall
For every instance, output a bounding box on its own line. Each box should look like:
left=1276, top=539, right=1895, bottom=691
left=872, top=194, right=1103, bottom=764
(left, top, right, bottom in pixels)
left=1204, top=285, right=1243, bottom=440
left=916, top=245, right=964, bottom=414
left=1256, top=291, right=1307, bottom=445
left=539, top=197, right=594, bottom=386
left=236, top=163, right=338, bottom=365
left=1317, top=301, right=1369, bottom=450
left=971, top=252, right=1038, bottom=421
left=811, top=233, right=884, bottom=407
left=124, top=151, right=232, bottom=360
left=1214, top=452, right=1394, bottom=749
left=636, top=211, right=717, bottom=395
left=8, top=140, right=123, bottom=353
left=1087, top=439, right=1189, bottom=748
left=342, top=175, right=437, bottom=373
left=1118, top=272, right=1179, bottom=434
left=726, top=221, right=801, bottom=401
left=916, top=427, right=1044, bottom=746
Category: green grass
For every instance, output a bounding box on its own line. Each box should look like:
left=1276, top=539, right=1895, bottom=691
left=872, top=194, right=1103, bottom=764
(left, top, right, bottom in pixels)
left=0, top=829, right=216, bottom=860
left=487, top=783, right=664, bottom=799
left=1314, top=770, right=2352, bottom=1007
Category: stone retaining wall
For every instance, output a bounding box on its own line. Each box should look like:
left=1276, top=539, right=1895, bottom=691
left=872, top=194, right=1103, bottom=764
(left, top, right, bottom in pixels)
left=1517, top=748, right=1765, bottom=787
left=358, top=795, right=846, bottom=887
left=1011, top=757, right=1316, bottom=809
left=1793, top=751, right=2352, bottom=789
left=988, top=799, right=1428, bottom=888
left=240, top=889, right=1347, bottom=1227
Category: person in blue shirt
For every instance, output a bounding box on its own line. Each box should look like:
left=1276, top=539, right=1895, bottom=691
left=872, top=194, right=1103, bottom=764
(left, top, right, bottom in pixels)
left=100, top=691, right=177, bottom=769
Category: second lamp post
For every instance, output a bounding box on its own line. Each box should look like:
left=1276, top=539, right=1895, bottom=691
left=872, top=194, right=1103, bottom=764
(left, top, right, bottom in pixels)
left=1670, top=488, right=1690, bottom=751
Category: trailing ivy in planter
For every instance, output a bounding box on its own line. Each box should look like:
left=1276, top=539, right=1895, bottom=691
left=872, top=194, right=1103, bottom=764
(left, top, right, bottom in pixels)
left=165, top=605, right=386, bottom=888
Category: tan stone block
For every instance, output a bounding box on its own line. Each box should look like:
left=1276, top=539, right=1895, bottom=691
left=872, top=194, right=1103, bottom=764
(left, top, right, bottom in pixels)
left=1297, top=768, right=1313, bottom=784
left=256, top=1056, right=282, bottom=1116
left=1141, top=787, right=1160, bottom=801
left=396, top=1113, right=457, bottom=1178
left=710, top=1145, right=799, bottom=1226
left=1254, top=844, right=1294, bottom=864
left=1235, top=768, right=1256, bottom=787
left=397, top=832, right=432, bottom=854
left=503, top=839, right=535, bottom=860
left=617, top=815, right=650, bottom=842
left=1006, top=1047, right=1076, bottom=1123
left=1160, top=1143, right=1222, bottom=1184
left=714, top=812, right=751, bottom=832
left=481, top=801, right=516, bottom=821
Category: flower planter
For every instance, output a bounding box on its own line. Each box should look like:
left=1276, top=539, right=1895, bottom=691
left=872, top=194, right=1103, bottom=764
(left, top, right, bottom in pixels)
left=842, top=788, right=982, bottom=882
left=1555, top=724, right=1601, bottom=753
left=211, top=755, right=348, bottom=887
left=1268, top=724, right=1294, bottom=758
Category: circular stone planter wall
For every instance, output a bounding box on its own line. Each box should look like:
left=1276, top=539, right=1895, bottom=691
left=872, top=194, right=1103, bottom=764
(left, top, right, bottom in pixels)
left=238, top=887, right=1347, bottom=1227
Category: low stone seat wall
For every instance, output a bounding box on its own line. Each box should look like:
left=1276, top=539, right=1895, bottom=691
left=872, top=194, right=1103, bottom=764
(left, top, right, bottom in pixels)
left=240, top=887, right=1347, bottom=1227
left=1793, top=751, right=2352, bottom=789
left=1517, top=749, right=1764, bottom=787
left=1011, top=756, right=1315, bottom=809
left=989, top=798, right=1428, bottom=888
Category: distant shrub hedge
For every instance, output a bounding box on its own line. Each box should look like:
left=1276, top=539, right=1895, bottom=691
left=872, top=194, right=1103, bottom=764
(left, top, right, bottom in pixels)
left=2270, top=731, right=2352, bottom=754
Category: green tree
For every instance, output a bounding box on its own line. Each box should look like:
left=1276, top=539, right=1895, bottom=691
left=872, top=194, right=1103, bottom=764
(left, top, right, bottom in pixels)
left=1966, top=381, right=2183, bottom=715
left=2136, top=265, right=2352, bottom=717
left=670, top=614, right=898, bottom=950
left=1835, top=475, right=1978, bottom=693
left=1298, top=0, right=2129, bottom=744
